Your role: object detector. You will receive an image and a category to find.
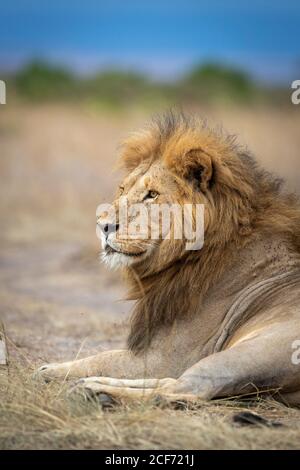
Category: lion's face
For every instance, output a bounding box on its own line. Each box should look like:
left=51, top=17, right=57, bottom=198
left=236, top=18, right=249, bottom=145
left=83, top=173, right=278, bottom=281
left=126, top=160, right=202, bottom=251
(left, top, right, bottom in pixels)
left=97, top=160, right=195, bottom=270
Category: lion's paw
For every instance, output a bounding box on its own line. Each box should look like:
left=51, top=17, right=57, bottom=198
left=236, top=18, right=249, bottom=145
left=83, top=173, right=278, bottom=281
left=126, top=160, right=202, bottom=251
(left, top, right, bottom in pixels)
left=69, top=377, right=118, bottom=407
left=33, top=363, right=67, bottom=382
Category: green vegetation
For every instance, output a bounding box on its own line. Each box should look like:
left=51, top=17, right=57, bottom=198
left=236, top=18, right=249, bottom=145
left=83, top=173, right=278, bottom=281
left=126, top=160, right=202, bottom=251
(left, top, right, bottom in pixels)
left=180, top=63, right=256, bottom=104
left=15, top=62, right=75, bottom=100
left=7, top=60, right=289, bottom=109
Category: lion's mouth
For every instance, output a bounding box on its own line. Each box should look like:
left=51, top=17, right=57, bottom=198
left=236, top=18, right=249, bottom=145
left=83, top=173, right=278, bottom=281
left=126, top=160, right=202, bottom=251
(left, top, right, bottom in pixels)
left=105, top=244, right=146, bottom=257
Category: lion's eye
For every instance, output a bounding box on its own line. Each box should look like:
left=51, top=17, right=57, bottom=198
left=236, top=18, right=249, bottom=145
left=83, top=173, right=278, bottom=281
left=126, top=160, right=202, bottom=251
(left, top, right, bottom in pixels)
left=144, top=190, right=159, bottom=200
left=119, top=186, right=124, bottom=195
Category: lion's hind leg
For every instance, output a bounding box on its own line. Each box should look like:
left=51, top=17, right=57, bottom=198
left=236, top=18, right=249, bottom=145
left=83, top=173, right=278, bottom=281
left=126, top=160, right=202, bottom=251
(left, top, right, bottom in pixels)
left=69, top=376, right=198, bottom=405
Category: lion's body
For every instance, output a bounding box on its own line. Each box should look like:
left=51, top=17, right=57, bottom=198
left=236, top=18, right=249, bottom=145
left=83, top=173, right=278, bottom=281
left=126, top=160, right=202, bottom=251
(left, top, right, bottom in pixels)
left=36, top=113, right=300, bottom=406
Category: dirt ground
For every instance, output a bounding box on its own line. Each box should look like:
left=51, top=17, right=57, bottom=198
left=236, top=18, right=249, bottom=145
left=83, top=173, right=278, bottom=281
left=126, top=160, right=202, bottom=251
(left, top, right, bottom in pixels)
left=0, top=103, right=300, bottom=449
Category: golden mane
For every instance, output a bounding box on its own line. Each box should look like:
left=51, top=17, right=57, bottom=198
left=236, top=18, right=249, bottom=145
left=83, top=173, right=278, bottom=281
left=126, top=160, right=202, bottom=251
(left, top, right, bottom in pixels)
left=119, top=112, right=300, bottom=354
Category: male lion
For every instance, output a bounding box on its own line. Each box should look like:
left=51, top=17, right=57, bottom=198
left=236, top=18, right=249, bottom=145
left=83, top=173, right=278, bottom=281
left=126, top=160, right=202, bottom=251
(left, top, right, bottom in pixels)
left=36, top=113, right=300, bottom=406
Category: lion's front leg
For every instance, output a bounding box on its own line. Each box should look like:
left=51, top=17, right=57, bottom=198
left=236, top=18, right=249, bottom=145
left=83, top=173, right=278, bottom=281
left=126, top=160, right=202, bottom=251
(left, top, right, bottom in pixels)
left=34, top=348, right=164, bottom=382
left=34, top=350, right=134, bottom=381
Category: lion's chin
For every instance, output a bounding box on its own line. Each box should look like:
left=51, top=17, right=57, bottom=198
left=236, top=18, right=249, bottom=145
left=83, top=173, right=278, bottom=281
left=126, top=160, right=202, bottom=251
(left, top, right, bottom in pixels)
left=101, top=248, right=147, bottom=270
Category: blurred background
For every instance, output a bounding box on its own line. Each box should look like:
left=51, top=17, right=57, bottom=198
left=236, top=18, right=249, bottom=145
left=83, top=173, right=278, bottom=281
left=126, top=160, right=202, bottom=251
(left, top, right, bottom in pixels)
left=0, top=1, right=300, bottom=363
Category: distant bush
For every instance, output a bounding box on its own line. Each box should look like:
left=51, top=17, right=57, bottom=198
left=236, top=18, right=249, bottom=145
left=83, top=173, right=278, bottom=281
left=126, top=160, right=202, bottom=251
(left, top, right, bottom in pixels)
left=180, top=63, right=256, bottom=103
left=15, top=61, right=75, bottom=100
left=11, top=60, right=286, bottom=108
left=84, top=70, right=155, bottom=107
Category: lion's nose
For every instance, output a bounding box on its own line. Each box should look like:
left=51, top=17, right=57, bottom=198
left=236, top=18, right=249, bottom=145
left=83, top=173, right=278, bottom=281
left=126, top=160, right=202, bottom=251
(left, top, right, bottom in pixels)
left=99, top=223, right=119, bottom=237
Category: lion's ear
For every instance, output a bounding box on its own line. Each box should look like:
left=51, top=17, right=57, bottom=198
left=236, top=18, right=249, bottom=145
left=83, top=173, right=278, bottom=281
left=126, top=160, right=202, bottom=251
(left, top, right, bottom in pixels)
left=183, top=149, right=213, bottom=191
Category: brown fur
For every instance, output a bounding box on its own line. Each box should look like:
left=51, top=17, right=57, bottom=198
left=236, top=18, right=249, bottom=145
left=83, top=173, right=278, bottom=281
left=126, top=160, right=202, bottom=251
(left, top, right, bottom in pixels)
left=119, top=112, right=300, bottom=353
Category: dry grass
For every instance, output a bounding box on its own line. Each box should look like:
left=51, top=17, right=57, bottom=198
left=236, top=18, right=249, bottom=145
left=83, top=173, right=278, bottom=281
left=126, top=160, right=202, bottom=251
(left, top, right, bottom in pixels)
left=1, top=362, right=300, bottom=450
left=1, top=102, right=300, bottom=449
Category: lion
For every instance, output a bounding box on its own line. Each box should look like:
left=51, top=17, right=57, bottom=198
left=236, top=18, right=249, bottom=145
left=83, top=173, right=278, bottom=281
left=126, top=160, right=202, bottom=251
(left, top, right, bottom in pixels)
left=36, top=112, right=300, bottom=406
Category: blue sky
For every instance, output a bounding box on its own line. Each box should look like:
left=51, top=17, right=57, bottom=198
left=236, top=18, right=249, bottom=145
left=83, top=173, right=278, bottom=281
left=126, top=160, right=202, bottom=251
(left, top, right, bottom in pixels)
left=0, top=0, right=300, bottom=83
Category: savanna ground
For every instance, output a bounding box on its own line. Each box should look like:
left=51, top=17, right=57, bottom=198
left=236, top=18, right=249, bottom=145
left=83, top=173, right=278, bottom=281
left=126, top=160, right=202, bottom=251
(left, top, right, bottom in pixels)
left=1, top=102, right=300, bottom=450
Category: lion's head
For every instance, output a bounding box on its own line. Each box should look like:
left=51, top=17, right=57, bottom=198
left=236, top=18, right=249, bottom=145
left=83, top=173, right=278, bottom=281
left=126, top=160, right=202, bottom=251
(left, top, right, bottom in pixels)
left=96, top=112, right=257, bottom=276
